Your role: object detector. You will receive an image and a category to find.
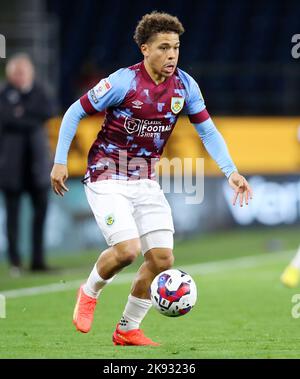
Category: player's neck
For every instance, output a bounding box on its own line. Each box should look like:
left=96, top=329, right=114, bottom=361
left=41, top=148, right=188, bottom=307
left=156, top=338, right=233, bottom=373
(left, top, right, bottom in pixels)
left=143, top=60, right=166, bottom=85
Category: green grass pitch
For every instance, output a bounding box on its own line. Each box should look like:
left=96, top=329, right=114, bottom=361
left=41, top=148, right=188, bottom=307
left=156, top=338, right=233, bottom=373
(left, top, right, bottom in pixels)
left=0, top=226, right=300, bottom=358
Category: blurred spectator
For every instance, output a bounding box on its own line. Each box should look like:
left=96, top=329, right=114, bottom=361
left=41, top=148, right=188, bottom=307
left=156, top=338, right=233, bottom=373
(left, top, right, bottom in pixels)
left=0, top=53, right=55, bottom=275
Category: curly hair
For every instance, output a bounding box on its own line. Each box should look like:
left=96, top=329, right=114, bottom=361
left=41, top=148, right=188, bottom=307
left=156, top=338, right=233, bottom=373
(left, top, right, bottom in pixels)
left=133, top=11, right=185, bottom=46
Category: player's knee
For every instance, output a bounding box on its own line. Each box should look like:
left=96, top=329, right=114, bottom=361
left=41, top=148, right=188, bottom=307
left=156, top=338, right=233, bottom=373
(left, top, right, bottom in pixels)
left=159, top=254, right=174, bottom=272
left=114, top=239, right=141, bottom=267
left=150, top=250, right=174, bottom=273
left=120, top=251, right=138, bottom=266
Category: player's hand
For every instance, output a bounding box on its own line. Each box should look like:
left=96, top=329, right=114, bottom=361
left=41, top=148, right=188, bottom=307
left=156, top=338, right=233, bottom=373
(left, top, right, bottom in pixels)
left=228, top=172, right=253, bottom=207
left=50, top=163, right=69, bottom=196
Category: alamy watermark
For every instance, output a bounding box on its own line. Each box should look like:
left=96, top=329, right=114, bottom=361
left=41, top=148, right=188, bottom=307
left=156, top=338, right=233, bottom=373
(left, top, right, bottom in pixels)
left=291, top=294, right=300, bottom=319
left=0, top=34, right=6, bottom=58
left=291, top=34, right=300, bottom=59
left=0, top=294, right=6, bottom=318
left=88, top=151, right=205, bottom=205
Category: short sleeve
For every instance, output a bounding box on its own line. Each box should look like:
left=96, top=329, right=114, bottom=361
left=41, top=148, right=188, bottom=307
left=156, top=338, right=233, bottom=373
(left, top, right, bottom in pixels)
left=80, top=68, right=135, bottom=114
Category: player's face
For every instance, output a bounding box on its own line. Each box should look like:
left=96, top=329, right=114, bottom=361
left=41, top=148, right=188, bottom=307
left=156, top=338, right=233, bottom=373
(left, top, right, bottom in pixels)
left=7, top=58, right=34, bottom=91
left=141, top=32, right=180, bottom=82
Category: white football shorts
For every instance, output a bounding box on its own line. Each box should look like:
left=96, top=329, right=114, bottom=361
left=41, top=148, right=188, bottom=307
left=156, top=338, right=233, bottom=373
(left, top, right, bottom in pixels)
left=84, top=179, right=174, bottom=249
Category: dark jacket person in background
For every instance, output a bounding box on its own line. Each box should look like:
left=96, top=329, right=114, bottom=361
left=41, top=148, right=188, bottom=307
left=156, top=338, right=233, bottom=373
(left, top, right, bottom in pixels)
left=0, top=53, right=55, bottom=275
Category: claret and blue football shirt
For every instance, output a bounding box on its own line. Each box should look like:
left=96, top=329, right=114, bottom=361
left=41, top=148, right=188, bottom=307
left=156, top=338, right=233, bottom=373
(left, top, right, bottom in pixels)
left=55, top=61, right=237, bottom=180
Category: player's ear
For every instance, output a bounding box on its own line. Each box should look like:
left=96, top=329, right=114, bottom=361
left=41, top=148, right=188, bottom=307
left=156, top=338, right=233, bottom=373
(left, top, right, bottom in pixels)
left=140, top=44, right=149, bottom=58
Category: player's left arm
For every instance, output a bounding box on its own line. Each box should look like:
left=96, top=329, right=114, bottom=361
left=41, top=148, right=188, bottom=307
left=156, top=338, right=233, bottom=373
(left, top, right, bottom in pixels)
left=194, top=117, right=253, bottom=206
left=180, top=71, right=253, bottom=206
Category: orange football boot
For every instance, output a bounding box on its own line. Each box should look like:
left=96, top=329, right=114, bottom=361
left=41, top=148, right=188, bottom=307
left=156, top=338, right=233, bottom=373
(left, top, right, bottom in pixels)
left=112, top=323, right=160, bottom=346
left=73, top=285, right=97, bottom=333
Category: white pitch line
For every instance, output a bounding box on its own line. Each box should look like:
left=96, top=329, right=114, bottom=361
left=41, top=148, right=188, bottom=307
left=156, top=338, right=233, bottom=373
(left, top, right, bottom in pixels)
left=1, top=250, right=294, bottom=299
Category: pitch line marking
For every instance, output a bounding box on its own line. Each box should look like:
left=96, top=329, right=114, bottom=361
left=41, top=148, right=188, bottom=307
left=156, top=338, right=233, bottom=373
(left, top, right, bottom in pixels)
left=2, top=250, right=294, bottom=299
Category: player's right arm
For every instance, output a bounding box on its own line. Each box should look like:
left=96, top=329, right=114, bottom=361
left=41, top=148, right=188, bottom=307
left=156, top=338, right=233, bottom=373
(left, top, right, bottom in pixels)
left=51, top=68, right=135, bottom=196
left=51, top=100, right=86, bottom=196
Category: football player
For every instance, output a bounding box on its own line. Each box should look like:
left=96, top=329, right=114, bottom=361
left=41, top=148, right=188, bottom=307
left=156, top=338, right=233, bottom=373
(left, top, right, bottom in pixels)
left=51, top=11, right=252, bottom=346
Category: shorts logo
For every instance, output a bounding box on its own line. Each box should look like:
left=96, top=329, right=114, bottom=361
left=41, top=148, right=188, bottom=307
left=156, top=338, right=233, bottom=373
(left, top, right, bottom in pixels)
left=105, top=214, right=115, bottom=226
left=171, top=97, right=184, bottom=114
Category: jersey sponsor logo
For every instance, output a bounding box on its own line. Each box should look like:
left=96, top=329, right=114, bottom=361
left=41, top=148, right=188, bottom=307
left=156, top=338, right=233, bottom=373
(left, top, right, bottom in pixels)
left=92, top=78, right=112, bottom=101
left=171, top=97, right=184, bottom=114
left=132, top=100, right=143, bottom=109
left=124, top=117, right=172, bottom=137
left=124, top=118, right=142, bottom=134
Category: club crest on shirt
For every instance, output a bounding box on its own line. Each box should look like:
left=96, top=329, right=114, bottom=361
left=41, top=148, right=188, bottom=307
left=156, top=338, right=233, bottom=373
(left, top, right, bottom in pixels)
left=171, top=97, right=184, bottom=114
